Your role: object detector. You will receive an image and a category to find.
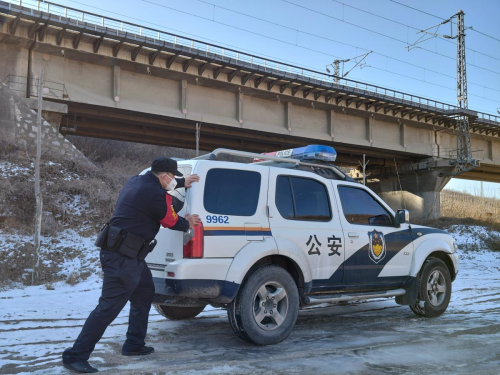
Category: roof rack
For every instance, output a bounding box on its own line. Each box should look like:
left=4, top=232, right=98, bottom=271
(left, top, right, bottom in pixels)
left=193, top=148, right=347, bottom=180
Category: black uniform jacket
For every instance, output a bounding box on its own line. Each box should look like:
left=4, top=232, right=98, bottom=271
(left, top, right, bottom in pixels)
left=109, top=171, right=190, bottom=241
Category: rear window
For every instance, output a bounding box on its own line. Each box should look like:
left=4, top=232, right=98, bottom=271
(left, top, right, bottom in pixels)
left=204, top=169, right=261, bottom=216
left=276, top=176, right=331, bottom=221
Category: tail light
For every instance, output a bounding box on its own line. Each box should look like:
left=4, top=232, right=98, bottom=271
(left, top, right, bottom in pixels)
left=183, top=223, right=204, bottom=258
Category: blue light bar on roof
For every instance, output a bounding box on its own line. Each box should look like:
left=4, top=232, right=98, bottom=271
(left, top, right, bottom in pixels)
left=263, top=145, right=337, bottom=162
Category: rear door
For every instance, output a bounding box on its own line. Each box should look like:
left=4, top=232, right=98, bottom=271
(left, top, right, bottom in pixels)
left=192, top=162, right=271, bottom=258
left=267, top=168, right=345, bottom=290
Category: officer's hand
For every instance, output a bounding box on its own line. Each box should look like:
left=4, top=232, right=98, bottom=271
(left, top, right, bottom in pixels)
left=184, top=174, right=200, bottom=188
left=185, top=213, right=201, bottom=228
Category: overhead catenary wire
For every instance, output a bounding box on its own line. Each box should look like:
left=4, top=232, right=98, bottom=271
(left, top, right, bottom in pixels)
left=57, top=0, right=500, bottom=109
left=331, top=0, right=500, bottom=63
left=58, top=0, right=495, bottom=111
left=281, top=0, right=500, bottom=77
left=60, top=0, right=330, bottom=73
left=366, top=65, right=500, bottom=106
left=139, top=0, right=500, bottom=96
left=388, top=0, right=500, bottom=43
left=142, top=0, right=500, bottom=106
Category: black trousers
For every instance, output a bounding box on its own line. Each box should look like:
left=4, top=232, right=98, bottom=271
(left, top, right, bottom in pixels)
left=63, top=250, right=155, bottom=363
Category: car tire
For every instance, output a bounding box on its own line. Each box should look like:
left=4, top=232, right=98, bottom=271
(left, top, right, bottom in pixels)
left=227, top=297, right=252, bottom=343
left=227, top=264, right=299, bottom=345
left=154, top=304, right=206, bottom=320
left=410, top=257, right=452, bottom=318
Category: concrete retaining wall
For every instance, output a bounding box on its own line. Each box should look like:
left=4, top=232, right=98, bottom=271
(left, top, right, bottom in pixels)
left=0, top=80, right=91, bottom=165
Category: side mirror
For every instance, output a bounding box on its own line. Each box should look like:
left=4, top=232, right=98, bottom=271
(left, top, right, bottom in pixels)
left=394, top=209, right=410, bottom=227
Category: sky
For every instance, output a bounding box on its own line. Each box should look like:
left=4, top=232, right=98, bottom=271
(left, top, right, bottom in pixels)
left=13, top=0, right=500, bottom=196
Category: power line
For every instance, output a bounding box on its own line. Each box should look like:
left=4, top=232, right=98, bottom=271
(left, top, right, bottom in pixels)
left=282, top=0, right=500, bottom=77
left=64, top=0, right=500, bottom=110
left=366, top=65, right=500, bottom=106
left=139, top=0, right=500, bottom=102
left=471, top=27, right=500, bottom=43
left=331, top=0, right=500, bottom=63
left=388, top=0, right=445, bottom=20
left=63, top=0, right=326, bottom=72
left=190, top=0, right=500, bottom=92
left=388, top=0, right=500, bottom=43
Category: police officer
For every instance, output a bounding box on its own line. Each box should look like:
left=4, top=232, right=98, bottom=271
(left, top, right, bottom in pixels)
left=62, top=157, right=201, bottom=373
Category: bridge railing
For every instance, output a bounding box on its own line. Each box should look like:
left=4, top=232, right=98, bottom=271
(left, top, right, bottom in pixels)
left=3, top=74, right=71, bottom=100
left=4, top=0, right=499, bottom=124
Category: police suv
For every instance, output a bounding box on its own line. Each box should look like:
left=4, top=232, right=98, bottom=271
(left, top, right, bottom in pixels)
left=145, top=145, right=459, bottom=345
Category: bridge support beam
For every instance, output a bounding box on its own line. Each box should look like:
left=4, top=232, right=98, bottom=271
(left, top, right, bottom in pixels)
left=328, top=110, right=335, bottom=140
left=113, top=66, right=120, bottom=103
left=285, top=102, right=292, bottom=132
left=366, top=115, right=373, bottom=145
left=238, top=90, right=243, bottom=125
left=181, top=80, right=187, bottom=115
left=367, top=159, right=454, bottom=221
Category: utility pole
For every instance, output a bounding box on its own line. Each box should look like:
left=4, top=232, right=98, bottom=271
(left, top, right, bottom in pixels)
left=195, top=122, right=201, bottom=157
left=32, top=69, right=44, bottom=286
left=333, top=59, right=341, bottom=84
left=408, top=10, right=478, bottom=175
left=453, top=10, right=476, bottom=175
left=326, top=51, right=372, bottom=83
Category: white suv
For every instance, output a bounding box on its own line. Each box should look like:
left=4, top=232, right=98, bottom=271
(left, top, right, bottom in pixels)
left=145, top=145, right=459, bottom=345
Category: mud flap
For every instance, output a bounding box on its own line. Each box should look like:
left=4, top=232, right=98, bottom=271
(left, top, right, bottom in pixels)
left=395, top=277, right=418, bottom=305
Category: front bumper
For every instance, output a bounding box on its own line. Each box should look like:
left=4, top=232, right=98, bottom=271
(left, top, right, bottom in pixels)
left=449, top=253, right=460, bottom=280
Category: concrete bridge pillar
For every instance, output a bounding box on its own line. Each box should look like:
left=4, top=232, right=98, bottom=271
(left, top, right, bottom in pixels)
left=367, top=159, right=453, bottom=221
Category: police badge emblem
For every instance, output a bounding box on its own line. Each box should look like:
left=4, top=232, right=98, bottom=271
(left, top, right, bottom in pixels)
left=368, top=230, right=386, bottom=264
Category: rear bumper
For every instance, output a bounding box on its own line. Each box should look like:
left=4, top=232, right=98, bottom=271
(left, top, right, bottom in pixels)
left=151, top=258, right=239, bottom=302
left=153, top=277, right=239, bottom=302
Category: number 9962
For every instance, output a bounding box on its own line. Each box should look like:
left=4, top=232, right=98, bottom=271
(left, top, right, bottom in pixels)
left=206, top=215, right=229, bottom=224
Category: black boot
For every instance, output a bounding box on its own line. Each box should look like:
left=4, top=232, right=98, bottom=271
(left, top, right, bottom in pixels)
left=122, top=345, right=155, bottom=356
left=63, top=360, right=99, bottom=373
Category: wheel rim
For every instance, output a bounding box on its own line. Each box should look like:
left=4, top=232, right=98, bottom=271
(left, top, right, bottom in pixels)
left=253, top=281, right=289, bottom=331
left=427, top=269, right=446, bottom=307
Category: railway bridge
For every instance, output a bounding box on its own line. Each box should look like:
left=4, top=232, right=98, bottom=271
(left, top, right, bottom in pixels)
left=1, top=0, right=499, bottom=219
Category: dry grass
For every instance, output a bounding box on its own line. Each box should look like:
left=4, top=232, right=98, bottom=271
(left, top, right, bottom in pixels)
left=440, top=189, right=500, bottom=223
left=483, top=234, right=500, bottom=252
left=413, top=190, right=500, bottom=233
left=0, top=149, right=126, bottom=234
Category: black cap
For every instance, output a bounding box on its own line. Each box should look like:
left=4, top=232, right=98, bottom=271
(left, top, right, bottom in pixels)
left=151, top=157, right=183, bottom=177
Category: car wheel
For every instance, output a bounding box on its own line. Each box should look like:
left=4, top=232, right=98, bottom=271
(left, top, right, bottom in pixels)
left=228, top=264, right=299, bottom=345
left=154, top=304, right=206, bottom=320
left=410, top=257, right=452, bottom=318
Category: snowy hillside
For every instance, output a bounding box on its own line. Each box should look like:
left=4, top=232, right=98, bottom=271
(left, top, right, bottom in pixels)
left=0, top=155, right=125, bottom=288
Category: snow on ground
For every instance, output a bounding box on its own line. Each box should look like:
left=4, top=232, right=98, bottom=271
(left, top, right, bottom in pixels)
left=0, top=161, right=32, bottom=178
left=0, top=229, right=100, bottom=287
left=0, top=225, right=499, bottom=374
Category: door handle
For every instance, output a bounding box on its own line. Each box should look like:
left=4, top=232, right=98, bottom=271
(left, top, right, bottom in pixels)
left=348, top=232, right=359, bottom=238
left=266, top=206, right=274, bottom=218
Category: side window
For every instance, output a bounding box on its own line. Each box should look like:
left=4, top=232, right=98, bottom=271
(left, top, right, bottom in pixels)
left=204, top=169, right=261, bottom=216
left=337, top=186, right=393, bottom=226
left=276, top=176, right=331, bottom=221
left=276, top=176, right=294, bottom=219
